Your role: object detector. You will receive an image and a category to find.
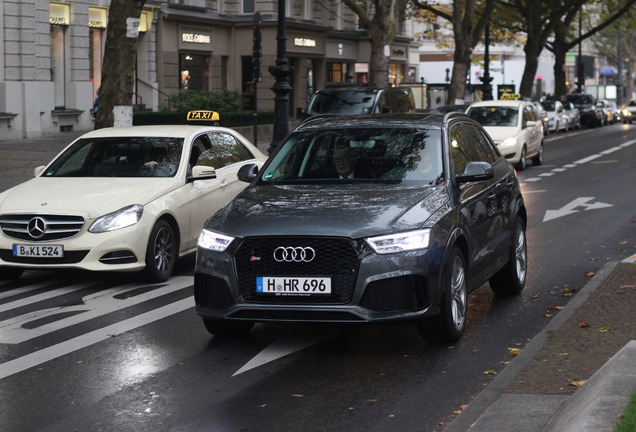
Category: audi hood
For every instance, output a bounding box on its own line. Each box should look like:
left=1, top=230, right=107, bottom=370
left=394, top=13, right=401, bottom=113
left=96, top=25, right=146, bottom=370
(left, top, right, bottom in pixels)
left=205, top=184, right=448, bottom=239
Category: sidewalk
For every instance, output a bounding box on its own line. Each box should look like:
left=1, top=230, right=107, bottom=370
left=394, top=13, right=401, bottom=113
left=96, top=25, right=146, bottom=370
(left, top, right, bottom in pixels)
left=444, top=255, right=636, bottom=432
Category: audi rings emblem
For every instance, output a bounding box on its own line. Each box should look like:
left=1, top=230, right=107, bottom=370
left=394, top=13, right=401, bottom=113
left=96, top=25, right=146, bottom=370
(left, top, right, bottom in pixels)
left=273, top=246, right=316, bottom=263
left=27, top=217, right=47, bottom=239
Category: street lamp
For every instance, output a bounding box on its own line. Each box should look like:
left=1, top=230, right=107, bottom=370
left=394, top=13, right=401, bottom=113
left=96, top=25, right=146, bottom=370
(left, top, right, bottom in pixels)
left=479, top=23, right=493, bottom=100
left=267, top=0, right=293, bottom=154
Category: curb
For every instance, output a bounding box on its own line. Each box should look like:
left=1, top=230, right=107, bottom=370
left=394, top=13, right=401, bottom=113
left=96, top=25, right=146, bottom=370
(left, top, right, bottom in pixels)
left=443, top=257, right=634, bottom=432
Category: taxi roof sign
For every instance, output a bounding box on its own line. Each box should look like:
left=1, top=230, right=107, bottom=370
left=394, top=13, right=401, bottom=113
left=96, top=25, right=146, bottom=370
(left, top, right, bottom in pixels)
left=501, top=93, right=522, bottom=100
left=187, top=110, right=220, bottom=122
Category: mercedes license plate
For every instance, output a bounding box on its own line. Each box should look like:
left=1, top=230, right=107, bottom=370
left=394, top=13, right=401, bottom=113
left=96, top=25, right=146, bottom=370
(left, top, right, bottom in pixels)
left=13, top=244, right=64, bottom=258
left=256, top=276, right=332, bottom=296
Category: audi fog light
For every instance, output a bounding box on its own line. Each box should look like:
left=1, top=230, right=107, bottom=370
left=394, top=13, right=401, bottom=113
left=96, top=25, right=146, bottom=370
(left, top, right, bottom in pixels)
left=365, top=229, right=430, bottom=254
left=198, top=229, right=234, bottom=252
left=89, top=204, right=143, bottom=233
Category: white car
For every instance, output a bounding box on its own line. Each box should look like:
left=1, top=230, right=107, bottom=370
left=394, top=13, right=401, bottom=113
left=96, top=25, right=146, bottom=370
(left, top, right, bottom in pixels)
left=0, top=119, right=267, bottom=282
left=465, top=100, right=544, bottom=170
left=541, top=100, right=570, bottom=133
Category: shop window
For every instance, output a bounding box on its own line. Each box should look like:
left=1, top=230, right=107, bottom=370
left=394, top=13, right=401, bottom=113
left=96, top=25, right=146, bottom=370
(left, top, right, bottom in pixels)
left=327, top=63, right=349, bottom=83
left=180, top=54, right=209, bottom=90
left=50, top=25, right=66, bottom=109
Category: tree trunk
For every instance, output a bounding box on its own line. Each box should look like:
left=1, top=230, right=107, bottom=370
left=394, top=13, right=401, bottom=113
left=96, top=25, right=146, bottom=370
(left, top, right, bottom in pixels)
left=95, top=0, right=146, bottom=130
left=552, top=35, right=569, bottom=100
left=520, top=41, right=541, bottom=98
left=367, top=0, right=391, bottom=88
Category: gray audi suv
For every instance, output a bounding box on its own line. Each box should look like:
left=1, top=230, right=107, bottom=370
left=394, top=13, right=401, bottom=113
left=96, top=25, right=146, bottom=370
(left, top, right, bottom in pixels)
left=194, top=113, right=527, bottom=342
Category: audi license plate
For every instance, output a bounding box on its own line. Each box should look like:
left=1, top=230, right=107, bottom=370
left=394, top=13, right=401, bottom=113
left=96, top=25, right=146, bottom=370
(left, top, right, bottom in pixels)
left=256, top=276, right=332, bottom=296
left=13, top=244, right=64, bottom=258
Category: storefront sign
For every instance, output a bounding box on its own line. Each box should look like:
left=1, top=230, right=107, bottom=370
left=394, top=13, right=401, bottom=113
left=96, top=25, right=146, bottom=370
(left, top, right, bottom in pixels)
left=294, top=38, right=316, bottom=48
left=50, top=3, right=70, bottom=26
left=89, top=7, right=107, bottom=28
left=182, top=32, right=211, bottom=44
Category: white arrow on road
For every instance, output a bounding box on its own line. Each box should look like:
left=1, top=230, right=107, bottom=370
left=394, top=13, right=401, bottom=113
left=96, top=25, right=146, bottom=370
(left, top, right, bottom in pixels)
left=543, top=197, right=613, bottom=222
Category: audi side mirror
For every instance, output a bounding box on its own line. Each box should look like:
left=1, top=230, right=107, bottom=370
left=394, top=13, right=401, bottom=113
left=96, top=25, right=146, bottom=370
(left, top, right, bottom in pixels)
left=456, top=161, right=495, bottom=183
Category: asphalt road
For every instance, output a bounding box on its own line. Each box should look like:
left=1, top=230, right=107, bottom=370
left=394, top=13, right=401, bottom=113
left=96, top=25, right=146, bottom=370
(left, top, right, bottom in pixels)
left=0, top=124, right=635, bottom=432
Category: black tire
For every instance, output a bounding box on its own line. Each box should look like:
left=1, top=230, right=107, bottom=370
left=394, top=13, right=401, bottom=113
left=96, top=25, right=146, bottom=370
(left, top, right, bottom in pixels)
left=420, top=246, right=467, bottom=343
left=0, top=267, right=24, bottom=280
left=144, top=219, right=177, bottom=282
left=532, top=142, right=543, bottom=166
left=515, top=147, right=527, bottom=171
left=203, top=318, right=254, bottom=337
left=489, top=216, right=527, bottom=295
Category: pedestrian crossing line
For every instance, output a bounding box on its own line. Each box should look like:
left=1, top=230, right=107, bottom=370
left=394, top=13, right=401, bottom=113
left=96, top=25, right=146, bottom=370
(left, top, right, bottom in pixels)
left=0, top=276, right=193, bottom=344
left=0, top=297, right=194, bottom=380
left=0, top=281, right=56, bottom=301
left=0, top=284, right=92, bottom=313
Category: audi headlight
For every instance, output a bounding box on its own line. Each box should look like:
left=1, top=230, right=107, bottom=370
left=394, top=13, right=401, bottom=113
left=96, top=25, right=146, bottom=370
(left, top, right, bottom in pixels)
left=198, top=229, right=234, bottom=252
left=365, top=229, right=430, bottom=254
left=500, top=136, right=518, bottom=148
left=88, top=204, right=143, bottom=233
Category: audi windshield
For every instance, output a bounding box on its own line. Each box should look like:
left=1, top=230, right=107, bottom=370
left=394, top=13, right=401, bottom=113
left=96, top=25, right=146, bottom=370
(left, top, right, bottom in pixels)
left=257, top=127, right=443, bottom=185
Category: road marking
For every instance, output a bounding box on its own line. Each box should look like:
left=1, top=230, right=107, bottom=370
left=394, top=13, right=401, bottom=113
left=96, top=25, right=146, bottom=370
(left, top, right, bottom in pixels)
left=0, top=282, right=54, bottom=300
left=573, top=154, right=603, bottom=165
left=543, top=197, right=613, bottom=222
left=233, top=329, right=340, bottom=376
left=0, top=284, right=91, bottom=313
left=0, top=276, right=193, bottom=344
left=0, top=297, right=193, bottom=380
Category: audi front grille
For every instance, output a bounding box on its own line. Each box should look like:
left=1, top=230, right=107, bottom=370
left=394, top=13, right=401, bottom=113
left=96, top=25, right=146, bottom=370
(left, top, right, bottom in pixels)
left=234, top=237, right=360, bottom=304
left=0, top=214, right=85, bottom=241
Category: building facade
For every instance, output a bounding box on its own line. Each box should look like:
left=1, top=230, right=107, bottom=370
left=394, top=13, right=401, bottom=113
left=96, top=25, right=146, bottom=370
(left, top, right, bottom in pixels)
left=0, top=0, right=421, bottom=139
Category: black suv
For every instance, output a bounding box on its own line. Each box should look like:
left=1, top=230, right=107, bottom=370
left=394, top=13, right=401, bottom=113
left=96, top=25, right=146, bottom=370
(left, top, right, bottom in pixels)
left=194, top=113, right=527, bottom=342
left=564, top=94, right=604, bottom=127
left=299, top=87, right=416, bottom=119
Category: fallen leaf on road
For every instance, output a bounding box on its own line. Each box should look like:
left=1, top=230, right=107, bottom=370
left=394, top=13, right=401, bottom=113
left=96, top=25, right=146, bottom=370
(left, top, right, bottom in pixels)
left=559, top=352, right=570, bottom=356
left=531, top=295, right=539, bottom=299
left=507, top=348, right=521, bottom=355
left=107, top=333, right=119, bottom=337
left=291, top=394, right=304, bottom=398
left=484, top=370, right=497, bottom=375
left=584, top=272, right=595, bottom=277
left=578, top=321, right=590, bottom=328
left=568, top=380, right=587, bottom=387
left=598, top=327, right=612, bottom=332
left=543, top=314, right=554, bottom=317
left=547, top=306, right=563, bottom=310
left=619, top=241, right=630, bottom=244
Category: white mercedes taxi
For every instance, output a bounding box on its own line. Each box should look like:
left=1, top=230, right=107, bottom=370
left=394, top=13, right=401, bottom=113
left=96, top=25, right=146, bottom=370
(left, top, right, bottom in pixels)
left=465, top=98, right=544, bottom=171
left=0, top=113, right=267, bottom=282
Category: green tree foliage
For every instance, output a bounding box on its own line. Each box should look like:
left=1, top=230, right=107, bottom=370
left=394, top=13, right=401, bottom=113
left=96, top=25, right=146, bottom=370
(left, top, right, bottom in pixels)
left=168, top=89, right=246, bottom=113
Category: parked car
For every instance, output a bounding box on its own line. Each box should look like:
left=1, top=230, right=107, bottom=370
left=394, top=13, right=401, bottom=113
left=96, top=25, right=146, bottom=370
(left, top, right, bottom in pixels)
left=299, top=87, right=416, bottom=120
left=466, top=100, right=544, bottom=170
left=598, top=99, right=616, bottom=124
left=563, top=101, right=581, bottom=130
left=564, top=94, right=604, bottom=128
left=541, top=100, right=570, bottom=133
left=622, top=100, right=636, bottom=124
left=532, top=101, right=550, bottom=136
left=193, top=112, right=527, bottom=342
left=0, top=113, right=267, bottom=282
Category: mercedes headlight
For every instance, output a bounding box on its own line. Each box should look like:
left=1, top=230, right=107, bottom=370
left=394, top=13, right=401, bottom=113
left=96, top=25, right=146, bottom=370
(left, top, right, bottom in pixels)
left=365, top=229, right=430, bottom=254
left=500, top=136, right=518, bottom=148
left=198, top=229, right=235, bottom=252
left=89, top=204, right=143, bottom=233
